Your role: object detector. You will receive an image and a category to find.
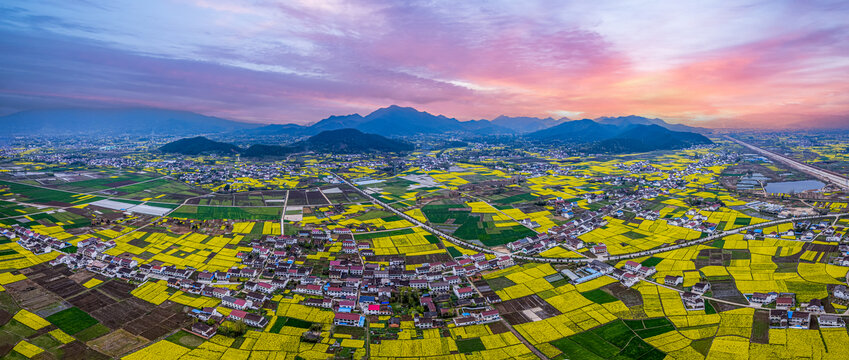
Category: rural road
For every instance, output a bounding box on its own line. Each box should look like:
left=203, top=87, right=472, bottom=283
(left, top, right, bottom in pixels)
left=337, top=171, right=849, bottom=264
left=726, top=136, right=849, bottom=189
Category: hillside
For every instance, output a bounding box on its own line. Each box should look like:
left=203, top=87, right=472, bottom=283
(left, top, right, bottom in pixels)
left=159, top=136, right=241, bottom=155
left=590, top=125, right=713, bottom=153
left=0, top=108, right=257, bottom=135
left=489, top=115, right=565, bottom=133
left=240, top=129, right=414, bottom=157
left=526, top=120, right=712, bottom=152
left=526, top=119, right=619, bottom=142
left=595, top=115, right=708, bottom=133
left=304, top=128, right=413, bottom=153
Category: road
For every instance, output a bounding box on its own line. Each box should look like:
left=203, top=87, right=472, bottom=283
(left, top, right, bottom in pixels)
left=280, top=190, right=289, bottom=237
left=337, top=173, right=849, bottom=265
left=642, top=274, right=849, bottom=318
left=727, top=136, right=849, bottom=189
left=467, top=275, right=550, bottom=359
left=333, top=173, right=510, bottom=257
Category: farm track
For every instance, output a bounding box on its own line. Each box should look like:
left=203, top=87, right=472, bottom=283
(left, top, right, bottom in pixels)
left=727, top=136, right=849, bottom=189
left=337, top=172, right=849, bottom=263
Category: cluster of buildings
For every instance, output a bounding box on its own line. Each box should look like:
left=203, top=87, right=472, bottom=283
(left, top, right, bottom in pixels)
left=289, top=250, right=514, bottom=329
left=4, top=225, right=72, bottom=255
left=180, top=229, right=521, bottom=337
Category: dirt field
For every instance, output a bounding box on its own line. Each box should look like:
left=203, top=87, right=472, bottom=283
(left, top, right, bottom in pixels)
left=91, top=297, right=154, bottom=330
left=603, top=283, right=644, bottom=307
left=495, top=294, right=562, bottom=325
left=121, top=301, right=189, bottom=340
left=97, top=279, right=135, bottom=300
left=87, top=329, right=149, bottom=358
left=68, top=270, right=97, bottom=285
left=69, top=291, right=118, bottom=314
left=59, top=341, right=110, bottom=360
left=24, top=264, right=88, bottom=299
left=4, top=279, right=63, bottom=311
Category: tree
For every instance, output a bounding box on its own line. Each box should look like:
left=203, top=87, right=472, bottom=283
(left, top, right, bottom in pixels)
left=218, top=320, right=247, bottom=337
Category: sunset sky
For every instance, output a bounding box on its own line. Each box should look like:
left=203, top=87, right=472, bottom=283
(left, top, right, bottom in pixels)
left=1, top=0, right=848, bottom=128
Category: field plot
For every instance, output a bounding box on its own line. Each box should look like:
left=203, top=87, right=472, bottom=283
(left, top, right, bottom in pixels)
left=550, top=320, right=667, bottom=360
left=169, top=205, right=281, bottom=220
left=352, top=228, right=445, bottom=260
left=0, top=180, right=102, bottom=206
left=421, top=203, right=535, bottom=246
left=495, top=294, right=562, bottom=325
left=46, top=307, right=98, bottom=334
left=54, top=172, right=157, bottom=192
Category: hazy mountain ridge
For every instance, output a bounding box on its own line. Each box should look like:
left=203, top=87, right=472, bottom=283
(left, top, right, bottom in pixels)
left=1, top=106, right=711, bottom=138
left=595, top=115, right=707, bottom=133
left=0, top=108, right=257, bottom=135
left=160, top=128, right=413, bottom=156
left=489, top=115, right=566, bottom=132
left=158, top=136, right=240, bottom=155
left=527, top=121, right=712, bottom=152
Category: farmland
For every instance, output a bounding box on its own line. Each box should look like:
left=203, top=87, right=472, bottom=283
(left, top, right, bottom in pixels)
left=1, top=133, right=849, bottom=359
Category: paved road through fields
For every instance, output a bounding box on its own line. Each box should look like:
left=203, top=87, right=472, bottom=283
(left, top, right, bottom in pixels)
left=727, top=136, right=849, bottom=189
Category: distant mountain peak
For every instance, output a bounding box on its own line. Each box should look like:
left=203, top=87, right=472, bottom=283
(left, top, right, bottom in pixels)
left=527, top=119, right=711, bottom=153
left=0, top=107, right=257, bottom=135
left=595, top=115, right=707, bottom=133
left=159, top=136, right=241, bottom=155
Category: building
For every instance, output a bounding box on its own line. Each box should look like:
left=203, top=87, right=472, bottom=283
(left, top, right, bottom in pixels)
left=454, top=287, right=475, bottom=299
left=681, top=292, right=704, bottom=311
left=621, top=273, right=639, bottom=287
left=222, top=296, right=251, bottom=310
left=788, top=311, right=811, bottom=329
left=479, top=309, right=500, bottom=323
left=691, top=282, right=710, bottom=295
left=664, top=275, right=683, bottom=286
left=590, top=244, right=608, bottom=256
left=834, top=285, right=849, bottom=300
left=775, top=296, right=794, bottom=310
left=769, top=309, right=788, bottom=328
left=190, top=322, right=217, bottom=339
left=818, top=315, right=844, bottom=328
left=244, top=313, right=269, bottom=328
left=333, top=313, right=364, bottom=327
left=806, top=299, right=824, bottom=313
left=749, top=292, right=778, bottom=305
left=453, top=316, right=477, bottom=327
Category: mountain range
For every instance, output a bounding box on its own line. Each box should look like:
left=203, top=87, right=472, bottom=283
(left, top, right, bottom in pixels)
left=236, top=105, right=710, bottom=137
left=160, top=129, right=413, bottom=156
left=527, top=121, right=712, bottom=153
left=0, top=105, right=709, bottom=137
left=0, top=108, right=258, bottom=135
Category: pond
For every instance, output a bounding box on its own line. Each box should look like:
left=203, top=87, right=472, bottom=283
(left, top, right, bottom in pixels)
left=764, top=180, right=825, bottom=194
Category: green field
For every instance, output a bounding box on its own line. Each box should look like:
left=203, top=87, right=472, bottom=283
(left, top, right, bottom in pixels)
left=354, top=228, right=416, bottom=240
left=551, top=320, right=667, bottom=360
left=46, top=307, right=99, bottom=335
left=421, top=204, right=534, bottom=246
left=580, top=289, right=619, bottom=304
left=456, top=338, right=486, bottom=353
left=0, top=181, right=102, bottom=205
left=640, top=257, right=663, bottom=267
left=0, top=200, right=51, bottom=218
left=452, top=215, right=535, bottom=246
left=623, top=317, right=676, bottom=338
left=74, top=323, right=111, bottom=342
left=486, top=277, right=517, bottom=291
left=493, top=192, right=537, bottom=204
left=166, top=330, right=206, bottom=349
left=55, top=173, right=154, bottom=191
left=269, top=316, right=313, bottom=333
left=169, top=205, right=281, bottom=220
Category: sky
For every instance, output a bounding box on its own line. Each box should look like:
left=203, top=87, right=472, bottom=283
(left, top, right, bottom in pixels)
left=1, top=0, right=849, bottom=128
